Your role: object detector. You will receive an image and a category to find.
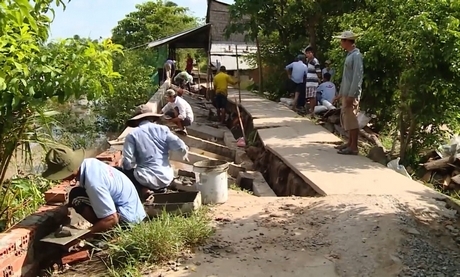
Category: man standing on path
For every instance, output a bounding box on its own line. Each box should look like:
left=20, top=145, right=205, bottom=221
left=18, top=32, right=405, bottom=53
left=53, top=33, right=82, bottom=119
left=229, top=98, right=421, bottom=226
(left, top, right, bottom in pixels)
left=42, top=145, right=146, bottom=233
left=304, top=45, right=322, bottom=116
left=120, top=104, right=189, bottom=200
left=213, top=66, right=238, bottom=124
left=332, top=31, right=364, bottom=155
left=285, top=55, right=307, bottom=111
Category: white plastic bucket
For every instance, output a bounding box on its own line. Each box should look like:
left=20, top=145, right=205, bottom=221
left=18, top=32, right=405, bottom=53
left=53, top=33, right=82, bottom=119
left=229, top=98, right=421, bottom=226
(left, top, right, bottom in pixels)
left=193, top=160, right=229, bottom=204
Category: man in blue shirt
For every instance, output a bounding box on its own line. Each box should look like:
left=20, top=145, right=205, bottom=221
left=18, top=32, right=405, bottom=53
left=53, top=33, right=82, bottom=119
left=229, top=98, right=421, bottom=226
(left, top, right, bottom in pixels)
left=316, top=73, right=336, bottom=104
left=42, top=145, right=146, bottom=234
left=118, top=104, right=189, bottom=200
left=285, top=55, right=307, bottom=111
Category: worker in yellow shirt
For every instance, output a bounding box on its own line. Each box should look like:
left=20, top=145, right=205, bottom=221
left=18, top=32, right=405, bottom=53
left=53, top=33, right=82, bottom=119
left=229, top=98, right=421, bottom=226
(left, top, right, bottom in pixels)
left=213, top=66, right=238, bottom=124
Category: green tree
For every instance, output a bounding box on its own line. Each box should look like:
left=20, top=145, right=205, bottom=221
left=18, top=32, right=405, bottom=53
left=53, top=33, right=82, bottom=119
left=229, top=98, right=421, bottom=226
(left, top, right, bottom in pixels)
left=327, top=0, right=460, bottom=163
left=0, top=0, right=122, bottom=186
left=111, top=0, right=199, bottom=49
left=96, top=51, right=157, bottom=133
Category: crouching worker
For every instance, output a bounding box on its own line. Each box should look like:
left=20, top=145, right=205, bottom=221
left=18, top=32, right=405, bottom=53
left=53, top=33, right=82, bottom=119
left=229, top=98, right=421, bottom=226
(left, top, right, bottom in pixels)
left=41, top=145, right=146, bottom=234
left=161, top=89, right=194, bottom=134
left=118, top=104, right=190, bottom=201
left=173, top=71, right=194, bottom=91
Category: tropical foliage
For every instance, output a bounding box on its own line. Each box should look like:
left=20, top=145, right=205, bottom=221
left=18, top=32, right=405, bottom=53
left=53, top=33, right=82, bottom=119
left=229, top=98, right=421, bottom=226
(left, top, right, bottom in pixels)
left=226, top=0, right=460, bottom=164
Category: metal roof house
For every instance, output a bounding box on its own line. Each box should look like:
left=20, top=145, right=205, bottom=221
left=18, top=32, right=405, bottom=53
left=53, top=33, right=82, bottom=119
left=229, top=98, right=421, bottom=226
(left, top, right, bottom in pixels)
left=206, top=0, right=257, bottom=71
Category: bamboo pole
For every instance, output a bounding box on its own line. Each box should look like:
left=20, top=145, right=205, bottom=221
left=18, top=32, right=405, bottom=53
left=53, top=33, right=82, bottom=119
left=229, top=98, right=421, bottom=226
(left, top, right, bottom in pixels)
left=235, top=44, right=241, bottom=103
left=235, top=96, right=246, bottom=141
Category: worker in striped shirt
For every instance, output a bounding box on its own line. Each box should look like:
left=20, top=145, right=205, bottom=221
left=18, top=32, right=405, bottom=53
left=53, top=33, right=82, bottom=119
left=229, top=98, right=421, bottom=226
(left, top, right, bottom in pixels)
left=304, top=45, right=322, bottom=116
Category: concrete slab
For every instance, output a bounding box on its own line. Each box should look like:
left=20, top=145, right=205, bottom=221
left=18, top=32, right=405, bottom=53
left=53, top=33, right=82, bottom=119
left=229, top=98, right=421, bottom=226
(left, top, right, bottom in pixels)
left=227, top=89, right=296, bottom=119
left=252, top=116, right=309, bottom=129
left=178, top=134, right=235, bottom=159
left=188, top=147, right=233, bottom=162
left=261, top=135, right=440, bottom=197
left=258, top=123, right=342, bottom=145
left=187, top=123, right=225, bottom=139
left=234, top=91, right=442, bottom=199
left=237, top=171, right=277, bottom=197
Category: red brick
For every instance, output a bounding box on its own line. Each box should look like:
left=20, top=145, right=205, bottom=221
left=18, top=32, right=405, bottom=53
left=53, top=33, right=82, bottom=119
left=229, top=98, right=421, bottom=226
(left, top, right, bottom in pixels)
left=61, top=250, right=89, bottom=265
left=0, top=204, right=68, bottom=277
left=44, top=184, right=69, bottom=203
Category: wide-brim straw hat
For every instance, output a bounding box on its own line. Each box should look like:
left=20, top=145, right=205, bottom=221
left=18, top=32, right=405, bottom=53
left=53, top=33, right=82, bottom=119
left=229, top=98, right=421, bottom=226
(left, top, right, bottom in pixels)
left=126, top=104, right=162, bottom=127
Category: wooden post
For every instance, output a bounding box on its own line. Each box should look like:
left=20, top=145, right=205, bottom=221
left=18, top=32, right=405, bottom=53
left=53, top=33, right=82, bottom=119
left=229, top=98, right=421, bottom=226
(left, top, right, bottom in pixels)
left=235, top=44, right=241, bottom=103
left=255, top=35, right=263, bottom=92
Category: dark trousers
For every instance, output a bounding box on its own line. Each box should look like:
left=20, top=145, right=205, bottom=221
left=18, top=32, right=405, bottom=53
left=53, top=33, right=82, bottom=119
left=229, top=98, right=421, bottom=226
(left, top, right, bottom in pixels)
left=288, top=79, right=306, bottom=107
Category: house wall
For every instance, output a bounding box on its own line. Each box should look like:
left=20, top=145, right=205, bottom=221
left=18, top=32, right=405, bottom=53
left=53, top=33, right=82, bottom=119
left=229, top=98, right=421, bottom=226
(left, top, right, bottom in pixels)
left=207, top=0, right=246, bottom=43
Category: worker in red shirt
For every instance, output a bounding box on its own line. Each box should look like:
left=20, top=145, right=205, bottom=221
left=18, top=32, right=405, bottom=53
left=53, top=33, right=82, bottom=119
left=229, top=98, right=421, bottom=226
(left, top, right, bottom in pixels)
left=186, top=54, right=193, bottom=74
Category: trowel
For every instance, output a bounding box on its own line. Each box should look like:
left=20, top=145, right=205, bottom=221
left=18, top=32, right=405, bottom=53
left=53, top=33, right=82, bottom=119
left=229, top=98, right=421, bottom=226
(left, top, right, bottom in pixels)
left=40, top=225, right=90, bottom=246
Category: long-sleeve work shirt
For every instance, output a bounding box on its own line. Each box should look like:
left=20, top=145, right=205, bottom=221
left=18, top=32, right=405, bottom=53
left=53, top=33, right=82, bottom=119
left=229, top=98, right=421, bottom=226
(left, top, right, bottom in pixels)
left=122, top=120, right=188, bottom=190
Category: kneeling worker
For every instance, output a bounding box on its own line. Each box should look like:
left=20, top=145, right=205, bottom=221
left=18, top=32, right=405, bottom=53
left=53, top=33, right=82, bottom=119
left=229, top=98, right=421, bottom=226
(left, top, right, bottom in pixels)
left=119, top=104, right=189, bottom=200
left=161, top=89, right=194, bottom=134
left=41, top=145, right=146, bottom=234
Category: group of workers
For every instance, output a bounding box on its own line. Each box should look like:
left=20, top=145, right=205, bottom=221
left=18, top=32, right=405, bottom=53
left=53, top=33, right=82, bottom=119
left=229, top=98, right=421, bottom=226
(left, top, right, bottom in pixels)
left=41, top=85, right=199, bottom=235
left=286, top=30, right=364, bottom=155
left=163, top=58, right=195, bottom=91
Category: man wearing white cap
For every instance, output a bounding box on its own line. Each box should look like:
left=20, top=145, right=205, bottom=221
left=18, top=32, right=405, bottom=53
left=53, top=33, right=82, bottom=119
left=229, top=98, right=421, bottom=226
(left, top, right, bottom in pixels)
left=332, top=31, right=364, bottom=155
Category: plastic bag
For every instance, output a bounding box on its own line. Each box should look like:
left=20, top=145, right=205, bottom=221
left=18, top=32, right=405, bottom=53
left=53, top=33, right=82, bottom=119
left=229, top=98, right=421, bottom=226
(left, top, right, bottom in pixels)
left=436, top=135, right=460, bottom=158
left=357, top=111, right=371, bottom=129
left=236, top=137, right=246, bottom=147
left=280, top=98, right=294, bottom=106
left=387, top=157, right=412, bottom=179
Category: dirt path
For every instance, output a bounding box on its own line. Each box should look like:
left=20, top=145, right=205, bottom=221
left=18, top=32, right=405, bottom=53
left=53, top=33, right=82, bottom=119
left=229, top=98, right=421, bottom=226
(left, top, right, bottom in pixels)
left=150, top=191, right=460, bottom=277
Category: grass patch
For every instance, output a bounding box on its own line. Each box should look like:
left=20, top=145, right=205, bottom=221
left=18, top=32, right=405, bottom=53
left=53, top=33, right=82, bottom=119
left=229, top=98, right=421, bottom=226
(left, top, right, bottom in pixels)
left=104, top=209, right=214, bottom=276
left=229, top=183, right=254, bottom=195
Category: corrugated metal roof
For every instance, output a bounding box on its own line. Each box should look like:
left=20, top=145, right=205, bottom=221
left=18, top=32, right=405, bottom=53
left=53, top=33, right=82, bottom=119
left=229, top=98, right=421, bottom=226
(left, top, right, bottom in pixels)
left=210, top=43, right=257, bottom=55
left=146, top=24, right=211, bottom=49
left=210, top=55, right=256, bottom=71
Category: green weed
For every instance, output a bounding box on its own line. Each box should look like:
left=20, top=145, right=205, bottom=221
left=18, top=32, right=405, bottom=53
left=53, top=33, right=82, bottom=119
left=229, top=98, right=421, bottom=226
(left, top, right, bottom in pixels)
left=104, top=209, right=214, bottom=276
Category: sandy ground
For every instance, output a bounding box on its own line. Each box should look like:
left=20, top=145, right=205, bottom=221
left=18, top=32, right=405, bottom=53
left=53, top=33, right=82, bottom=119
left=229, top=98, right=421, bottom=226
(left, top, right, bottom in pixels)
left=145, top=190, right=460, bottom=277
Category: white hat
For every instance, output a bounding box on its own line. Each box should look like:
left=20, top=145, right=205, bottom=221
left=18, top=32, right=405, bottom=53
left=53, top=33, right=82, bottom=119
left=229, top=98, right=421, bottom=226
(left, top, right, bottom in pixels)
left=333, top=31, right=358, bottom=40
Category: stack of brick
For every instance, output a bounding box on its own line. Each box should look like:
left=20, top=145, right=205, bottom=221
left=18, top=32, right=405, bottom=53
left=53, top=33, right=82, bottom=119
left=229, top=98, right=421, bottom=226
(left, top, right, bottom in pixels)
left=0, top=150, right=122, bottom=277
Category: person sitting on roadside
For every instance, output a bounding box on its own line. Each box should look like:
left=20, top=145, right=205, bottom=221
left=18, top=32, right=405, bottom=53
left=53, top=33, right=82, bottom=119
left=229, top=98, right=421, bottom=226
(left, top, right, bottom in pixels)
left=316, top=73, right=336, bottom=104
left=161, top=89, right=194, bottom=134
left=213, top=65, right=238, bottom=124
left=117, top=104, right=189, bottom=201
left=173, top=71, right=194, bottom=91
left=41, top=144, right=146, bottom=234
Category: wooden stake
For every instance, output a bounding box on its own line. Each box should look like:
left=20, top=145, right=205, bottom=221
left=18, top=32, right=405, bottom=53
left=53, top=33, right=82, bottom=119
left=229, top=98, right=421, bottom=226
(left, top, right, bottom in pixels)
left=235, top=97, right=246, bottom=140
left=235, top=44, right=241, bottom=103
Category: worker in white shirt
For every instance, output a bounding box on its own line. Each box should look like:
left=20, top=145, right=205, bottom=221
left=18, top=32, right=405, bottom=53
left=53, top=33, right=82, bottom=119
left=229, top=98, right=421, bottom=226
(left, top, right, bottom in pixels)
left=161, top=89, right=194, bottom=134
left=173, top=71, right=194, bottom=91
